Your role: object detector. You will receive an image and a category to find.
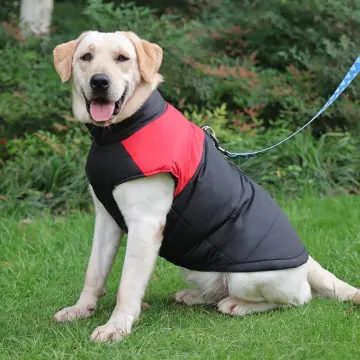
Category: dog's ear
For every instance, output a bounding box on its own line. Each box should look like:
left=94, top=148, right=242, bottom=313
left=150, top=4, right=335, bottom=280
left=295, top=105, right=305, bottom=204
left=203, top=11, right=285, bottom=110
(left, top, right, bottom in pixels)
left=124, top=32, right=163, bottom=83
left=53, top=32, right=89, bottom=83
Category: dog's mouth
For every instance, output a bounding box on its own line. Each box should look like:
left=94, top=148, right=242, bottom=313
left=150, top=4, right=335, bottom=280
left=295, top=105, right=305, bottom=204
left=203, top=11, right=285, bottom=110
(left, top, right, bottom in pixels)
left=84, top=87, right=128, bottom=124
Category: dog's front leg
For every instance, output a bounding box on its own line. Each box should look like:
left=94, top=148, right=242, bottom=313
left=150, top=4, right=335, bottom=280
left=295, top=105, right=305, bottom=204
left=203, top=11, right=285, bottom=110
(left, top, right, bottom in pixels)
left=90, top=173, right=174, bottom=343
left=54, top=187, right=122, bottom=322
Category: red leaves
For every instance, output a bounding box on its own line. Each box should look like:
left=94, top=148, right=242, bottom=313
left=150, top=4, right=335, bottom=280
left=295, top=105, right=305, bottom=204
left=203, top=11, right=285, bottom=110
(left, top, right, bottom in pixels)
left=184, top=57, right=258, bottom=80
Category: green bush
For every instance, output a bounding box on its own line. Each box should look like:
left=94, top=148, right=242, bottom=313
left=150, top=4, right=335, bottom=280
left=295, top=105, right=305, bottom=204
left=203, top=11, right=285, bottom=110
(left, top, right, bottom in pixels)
left=187, top=105, right=360, bottom=197
left=1, top=0, right=359, bottom=215
left=197, top=0, right=360, bottom=132
left=2, top=0, right=359, bottom=137
left=1, top=105, right=359, bottom=216
left=0, top=1, right=19, bottom=21
left=0, top=36, right=72, bottom=138
left=0, top=127, right=91, bottom=216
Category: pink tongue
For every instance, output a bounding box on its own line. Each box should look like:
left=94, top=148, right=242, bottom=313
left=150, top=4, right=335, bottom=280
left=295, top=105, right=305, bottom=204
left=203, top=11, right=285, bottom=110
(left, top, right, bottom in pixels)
left=90, top=102, right=115, bottom=122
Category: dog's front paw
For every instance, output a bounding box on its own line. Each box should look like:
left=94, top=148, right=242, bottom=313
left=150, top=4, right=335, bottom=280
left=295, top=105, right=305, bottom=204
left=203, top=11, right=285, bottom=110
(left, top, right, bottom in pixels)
left=53, top=304, right=96, bottom=322
left=90, top=313, right=134, bottom=343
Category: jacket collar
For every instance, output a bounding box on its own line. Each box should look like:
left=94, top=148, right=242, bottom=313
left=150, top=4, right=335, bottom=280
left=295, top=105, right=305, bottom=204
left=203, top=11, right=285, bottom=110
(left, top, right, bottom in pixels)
left=86, top=90, right=167, bottom=146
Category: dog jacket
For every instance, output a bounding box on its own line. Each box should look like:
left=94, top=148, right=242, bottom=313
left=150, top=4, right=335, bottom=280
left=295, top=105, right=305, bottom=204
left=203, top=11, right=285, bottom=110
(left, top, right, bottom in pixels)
left=86, top=90, right=309, bottom=272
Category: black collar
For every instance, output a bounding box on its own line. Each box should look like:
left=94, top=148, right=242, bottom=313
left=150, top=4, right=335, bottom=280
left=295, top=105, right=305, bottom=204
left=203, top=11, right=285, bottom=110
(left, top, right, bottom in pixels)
left=86, top=90, right=167, bottom=146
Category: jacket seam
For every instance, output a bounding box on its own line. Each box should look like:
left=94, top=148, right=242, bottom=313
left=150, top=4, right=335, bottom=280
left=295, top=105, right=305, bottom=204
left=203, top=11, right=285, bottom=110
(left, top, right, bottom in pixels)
left=203, top=238, right=245, bottom=271
left=241, top=208, right=280, bottom=263
left=240, top=247, right=308, bottom=265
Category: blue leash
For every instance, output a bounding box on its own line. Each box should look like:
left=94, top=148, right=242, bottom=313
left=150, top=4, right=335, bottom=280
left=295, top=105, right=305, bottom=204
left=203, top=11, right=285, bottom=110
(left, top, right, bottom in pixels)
left=203, top=56, right=360, bottom=159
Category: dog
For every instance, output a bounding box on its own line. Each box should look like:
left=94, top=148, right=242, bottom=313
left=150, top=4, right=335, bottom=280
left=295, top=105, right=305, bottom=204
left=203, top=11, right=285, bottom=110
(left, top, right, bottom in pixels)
left=52, top=31, right=360, bottom=343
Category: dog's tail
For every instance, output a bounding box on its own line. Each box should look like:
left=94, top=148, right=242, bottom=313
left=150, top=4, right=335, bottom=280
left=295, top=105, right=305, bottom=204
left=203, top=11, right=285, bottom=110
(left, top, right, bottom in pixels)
left=307, top=256, right=360, bottom=303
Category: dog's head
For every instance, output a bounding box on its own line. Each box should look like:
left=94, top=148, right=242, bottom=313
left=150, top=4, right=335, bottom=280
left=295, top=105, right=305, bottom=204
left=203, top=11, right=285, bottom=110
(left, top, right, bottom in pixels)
left=53, top=31, right=163, bottom=126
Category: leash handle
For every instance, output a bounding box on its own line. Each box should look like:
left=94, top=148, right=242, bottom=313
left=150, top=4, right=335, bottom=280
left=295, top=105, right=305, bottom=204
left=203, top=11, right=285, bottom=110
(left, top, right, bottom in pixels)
left=203, top=56, right=360, bottom=160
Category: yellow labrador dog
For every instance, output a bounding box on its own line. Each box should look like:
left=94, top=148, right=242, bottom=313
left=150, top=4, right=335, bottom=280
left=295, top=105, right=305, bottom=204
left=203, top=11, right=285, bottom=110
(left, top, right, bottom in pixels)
left=52, top=31, right=360, bottom=343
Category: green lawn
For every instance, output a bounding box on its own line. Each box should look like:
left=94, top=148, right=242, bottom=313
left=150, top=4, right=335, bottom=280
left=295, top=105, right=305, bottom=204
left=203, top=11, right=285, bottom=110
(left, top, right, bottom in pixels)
left=1, top=196, right=360, bottom=359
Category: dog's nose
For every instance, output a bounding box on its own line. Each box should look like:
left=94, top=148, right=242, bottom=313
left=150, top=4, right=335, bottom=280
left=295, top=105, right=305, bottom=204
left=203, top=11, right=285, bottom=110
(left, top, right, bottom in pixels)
left=90, top=73, right=110, bottom=92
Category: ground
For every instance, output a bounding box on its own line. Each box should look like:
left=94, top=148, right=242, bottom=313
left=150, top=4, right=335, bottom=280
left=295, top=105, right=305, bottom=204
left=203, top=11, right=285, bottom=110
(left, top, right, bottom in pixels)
left=1, top=196, right=360, bottom=359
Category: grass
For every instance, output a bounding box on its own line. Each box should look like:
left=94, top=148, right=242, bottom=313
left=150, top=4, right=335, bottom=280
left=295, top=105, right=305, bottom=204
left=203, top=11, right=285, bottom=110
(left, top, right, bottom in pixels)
left=1, top=196, right=360, bottom=359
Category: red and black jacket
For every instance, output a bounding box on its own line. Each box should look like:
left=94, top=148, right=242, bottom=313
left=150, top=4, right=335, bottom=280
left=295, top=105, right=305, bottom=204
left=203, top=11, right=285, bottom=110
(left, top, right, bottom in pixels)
left=86, top=90, right=308, bottom=272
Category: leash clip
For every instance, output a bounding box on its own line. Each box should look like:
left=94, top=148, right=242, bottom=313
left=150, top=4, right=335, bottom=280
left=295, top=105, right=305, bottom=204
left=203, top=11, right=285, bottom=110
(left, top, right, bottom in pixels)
left=202, top=126, right=231, bottom=156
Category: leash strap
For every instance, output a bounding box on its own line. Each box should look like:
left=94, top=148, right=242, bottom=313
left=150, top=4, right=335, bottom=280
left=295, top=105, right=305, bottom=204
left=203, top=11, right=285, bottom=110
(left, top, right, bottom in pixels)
left=203, top=56, right=360, bottom=159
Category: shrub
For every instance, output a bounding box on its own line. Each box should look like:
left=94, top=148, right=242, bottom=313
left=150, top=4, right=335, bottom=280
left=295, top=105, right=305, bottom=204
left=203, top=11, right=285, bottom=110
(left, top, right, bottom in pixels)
left=187, top=105, right=360, bottom=197
left=2, top=0, right=359, bottom=138
left=196, top=0, right=360, bottom=132
left=1, top=0, right=359, bottom=215
left=1, top=106, right=359, bottom=216
left=0, top=127, right=91, bottom=216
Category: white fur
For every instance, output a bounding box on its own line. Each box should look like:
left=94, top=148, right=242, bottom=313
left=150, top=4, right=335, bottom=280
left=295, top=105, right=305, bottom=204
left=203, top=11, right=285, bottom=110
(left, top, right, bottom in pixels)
left=53, top=31, right=360, bottom=343
left=89, top=173, right=174, bottom=342
left=54, top=187, right=123, bottom=322
left=70, top=31, right=163, bottom=126
left=176, top=264, right=312, bottom=314
left=72, top=31, right=140, bottom=124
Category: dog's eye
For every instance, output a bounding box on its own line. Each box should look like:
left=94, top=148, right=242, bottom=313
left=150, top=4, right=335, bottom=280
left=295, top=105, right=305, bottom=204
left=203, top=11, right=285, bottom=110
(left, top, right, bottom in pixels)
left=116, top=54, right=129, bottom=62
left=81, top=53, right=92, bottom=61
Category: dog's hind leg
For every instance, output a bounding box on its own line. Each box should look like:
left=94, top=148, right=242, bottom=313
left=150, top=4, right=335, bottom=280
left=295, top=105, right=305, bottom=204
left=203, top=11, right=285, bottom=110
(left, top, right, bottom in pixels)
left=217, top=264, right=312, bottom=317
left=175, top=289, right=208, bottom=305
left=175, top=268, right=229, bottom=306
left=218, top=297, right=279, bottom=315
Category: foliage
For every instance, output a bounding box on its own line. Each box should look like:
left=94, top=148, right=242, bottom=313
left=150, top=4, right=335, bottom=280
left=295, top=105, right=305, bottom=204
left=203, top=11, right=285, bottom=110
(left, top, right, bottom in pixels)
left=0, top=127, right=91, bottom=215
left=1, top=0, right=360, bottom=214
left=195, top=0, right=360, bottom=133
left=1, top=105, right=360, bottom=215
left=189, top=106, right=360, bottom=198
left=0, top=0, right=19, bottom=22
left=1, top=0, right=358, bottom=136
left=0, top=36, right=72, bottom=138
